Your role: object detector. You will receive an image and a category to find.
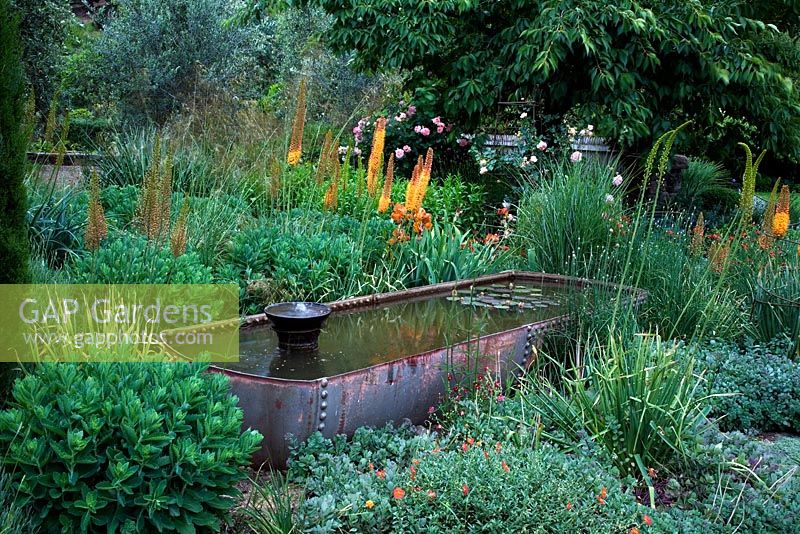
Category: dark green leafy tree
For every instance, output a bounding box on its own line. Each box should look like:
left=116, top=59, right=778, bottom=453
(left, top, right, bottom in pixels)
left=250, top=0, right=800, bottom=160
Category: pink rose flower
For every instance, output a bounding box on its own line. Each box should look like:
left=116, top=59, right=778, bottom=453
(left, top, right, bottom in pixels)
left=458, top=138, right=469, bottom=147
left=395, top=148, right=405, bottom=159
left=421, top=127, right=431, bottom=136
left=402, top=145, right=411, bottom=153
left=612, top=174, right=623, bottom=187
left=352, top=126, right=361, bottom=135
left=536, top=140, right=547, bottom=151
left=407, top=105, right=416, bottom=115
left=437, top=125, right=445, bottom=134
left=414, top=125, right=422, bottom=133
left=570, top=151, right=582, bottom=162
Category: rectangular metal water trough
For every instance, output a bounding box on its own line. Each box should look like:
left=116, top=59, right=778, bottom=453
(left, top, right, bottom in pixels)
left=209, top=271, right=645, bottom=467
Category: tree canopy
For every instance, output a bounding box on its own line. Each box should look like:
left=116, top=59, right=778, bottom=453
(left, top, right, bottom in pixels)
left=248, top=0, right=800, bottom=160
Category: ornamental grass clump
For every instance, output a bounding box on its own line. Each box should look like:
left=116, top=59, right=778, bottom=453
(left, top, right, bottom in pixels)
left=519, top=335, right=712, bottom=482
left=0, top=362, right=262, bottom=532
left=287, top=80, right=306, bottom=166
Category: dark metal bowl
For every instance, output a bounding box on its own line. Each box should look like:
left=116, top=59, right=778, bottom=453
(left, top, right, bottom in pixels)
left=264, top=302, right=331, bottom=352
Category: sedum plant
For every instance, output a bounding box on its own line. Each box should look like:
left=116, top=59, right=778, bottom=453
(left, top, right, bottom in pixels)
left=0, top=362, right=262, bottom=532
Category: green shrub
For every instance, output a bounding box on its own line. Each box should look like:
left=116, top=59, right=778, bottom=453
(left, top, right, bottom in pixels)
left=69, top=232, right=213, bottom=284
left=1, top=0, right=31, bottom=404
left=224, top=210, right=395, bottom=311
left=95, top=0, right=269, bottom=123
left=67, top=107, right=113, bottom=150
left=101, top=184, right=140, bottom=228
left=390, top=224, right=512, bottom=287
left=0, top=362, right=262, bottom=531
left=0, top=0, right=29, bottom=284
left=423, top=174, right=488, bottom=231
left=697, top=340, right=800, bottom=432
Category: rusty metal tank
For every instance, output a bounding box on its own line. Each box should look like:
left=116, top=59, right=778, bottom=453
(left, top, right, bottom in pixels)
left=210, top=272, right=645, bottom=467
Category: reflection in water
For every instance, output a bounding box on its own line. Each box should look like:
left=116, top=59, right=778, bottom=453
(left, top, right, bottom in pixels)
left=224, top=283, right=577, bottom=380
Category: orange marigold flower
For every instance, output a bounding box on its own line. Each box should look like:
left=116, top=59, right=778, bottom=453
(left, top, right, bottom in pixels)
left=368, top=462, right=374, bottom=471
left=497, top=207, right=509, bottom=217
left=629, top=528, right=640, bottom=534
left=392, top=487, right=406, bottom=500
left=466, top=437, right=475, bottom=445
left=462, top=484, right=469, bottom=497
left=376, top=469, right=386, bottom=479
left=427, top=490, right=437, bottom=499
left=566, top=502, right=573, bottom=510
left=597, top=486, right=607, bottom=505
left=410, top=466, right=417, bottom=480
left=501, top=460, right=510, bottom=473
left=643, top=514, right=653, bottom=526
left=461, top=443, right=469, bottom=453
